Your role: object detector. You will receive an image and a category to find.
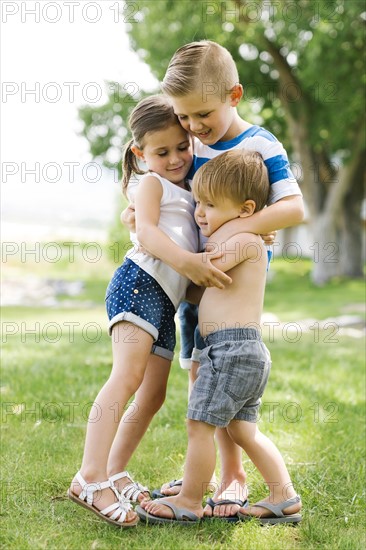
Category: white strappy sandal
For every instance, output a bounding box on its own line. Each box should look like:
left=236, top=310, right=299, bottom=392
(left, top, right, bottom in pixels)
left=109, top=471, right=151, bottom=503
left=68, top=471, right=138, bottom=527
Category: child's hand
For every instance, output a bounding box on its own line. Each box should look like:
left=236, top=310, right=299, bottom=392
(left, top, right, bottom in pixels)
left=185, top=250, right=232, bottom=289
left=121, top=203, right=136, bottom=231
left=261, top=231, right=276, bottom=245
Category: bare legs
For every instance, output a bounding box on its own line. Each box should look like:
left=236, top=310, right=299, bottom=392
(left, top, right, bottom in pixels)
left=160, top=358, right=246, bottom=514
left=143, top=420, right=216, bottom=518
left=70, top=322, right=155, bottom=520
left=142, top=418, right=300, bottom=520
left=205, top=427, right=247, bottom=517
left=107, top=354, right=171, bottom=498
left=159, top=359, right=218, bottom=497
left=227, top=421, right=300, bottom=517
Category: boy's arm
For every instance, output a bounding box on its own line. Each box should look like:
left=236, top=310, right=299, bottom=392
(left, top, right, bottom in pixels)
left=211, top=195, right=304, bottom=243
left=135, top=176, right=232, bottom=289
left=121, top=203, right=136, bottom=232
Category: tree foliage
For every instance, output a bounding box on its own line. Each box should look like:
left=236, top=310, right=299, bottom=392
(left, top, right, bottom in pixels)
left=127, top=0, right=364, bottom=156
left=79, top=0, right=365, bottom=282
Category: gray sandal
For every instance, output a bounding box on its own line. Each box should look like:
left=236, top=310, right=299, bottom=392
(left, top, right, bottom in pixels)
left=136, top=499, right=200, bottom=525
left=238, top=495, right=302, bottom=525
left=205, top=497, right=249, bottom=522
left=151, top=478, right=183, bottom=499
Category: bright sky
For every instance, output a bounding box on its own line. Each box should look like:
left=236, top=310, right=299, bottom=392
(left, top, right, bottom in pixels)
left=1, top=1, right=158, bottom=241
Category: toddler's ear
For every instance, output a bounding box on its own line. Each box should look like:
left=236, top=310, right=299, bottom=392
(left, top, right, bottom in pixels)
left=230, top=84, right=243, bottom=106
left=131, top=145, right=144, bottom=160
left=239, top=199, right=256, bottom=217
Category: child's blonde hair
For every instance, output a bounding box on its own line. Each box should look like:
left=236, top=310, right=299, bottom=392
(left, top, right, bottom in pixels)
left=161, top=40, right=239, bottom=98
left=192, top=150, right=269, bottom=212
left=122, top=95, right=180, bottom=196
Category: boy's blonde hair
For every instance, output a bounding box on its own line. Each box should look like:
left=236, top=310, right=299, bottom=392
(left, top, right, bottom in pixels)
left=162, top=40, right=239, bottom=97
left=192, top=150, right=269, bottom=212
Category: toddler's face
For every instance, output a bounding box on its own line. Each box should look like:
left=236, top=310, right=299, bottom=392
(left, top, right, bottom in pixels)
left=170, top=91, right=238, bottom=145
left=194, top=196, right=242, bottom=237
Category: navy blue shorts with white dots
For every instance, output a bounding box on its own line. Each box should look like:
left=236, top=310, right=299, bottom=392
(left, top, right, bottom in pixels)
left=105, top=258, right=176, bottom=360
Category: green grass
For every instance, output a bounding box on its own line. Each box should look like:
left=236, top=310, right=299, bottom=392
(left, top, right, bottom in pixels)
left=1, top=252, right=365, bottom=549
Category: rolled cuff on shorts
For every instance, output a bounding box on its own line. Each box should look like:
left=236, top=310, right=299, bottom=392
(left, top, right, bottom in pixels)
left=152, top=344, right=174, bottom=361
left=179, top=357, right=193, bottom=370
left=179, top=347, right=202, bottom=369
left=187, top=406, right=259, bottom=427
left=187, top=408, right=229, bottom=427
left=108, top=311, right=158, bottom=340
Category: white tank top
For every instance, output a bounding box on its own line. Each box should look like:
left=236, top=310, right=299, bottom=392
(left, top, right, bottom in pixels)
left=125, top=172, right=199, bottom=308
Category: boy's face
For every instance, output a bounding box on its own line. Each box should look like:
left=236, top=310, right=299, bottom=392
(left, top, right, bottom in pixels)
left=170, top=88, right=242, bottom=145
left=194, top=196, right=243, bottom=237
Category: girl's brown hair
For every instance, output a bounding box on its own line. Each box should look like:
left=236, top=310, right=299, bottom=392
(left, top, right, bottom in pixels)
left=122, top=95, right=179, bottom=196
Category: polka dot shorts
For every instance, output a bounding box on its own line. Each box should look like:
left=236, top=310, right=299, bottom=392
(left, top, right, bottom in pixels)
left=105, top=258, right=176, bottom=360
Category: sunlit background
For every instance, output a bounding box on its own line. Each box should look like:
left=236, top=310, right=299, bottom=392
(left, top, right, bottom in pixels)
left=2, top=2, right=158, bottom=242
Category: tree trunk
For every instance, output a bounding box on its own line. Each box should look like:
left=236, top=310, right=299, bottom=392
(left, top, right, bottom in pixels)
left=311, top=148, right=365, bottom=284
left=260, top=37, right=365, bottom=283
left=310, top=213, right=340, bottom=285
left=338, top=153, right=365, bottom=278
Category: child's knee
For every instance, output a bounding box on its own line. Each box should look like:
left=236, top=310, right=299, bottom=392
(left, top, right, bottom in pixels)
left=227, top=420, right=257, bottom=445
left=187, top=418, right=214, bottom=438
left=146, top=389, right=166, bottom=413
left=109, top=368, right=143, bottom=395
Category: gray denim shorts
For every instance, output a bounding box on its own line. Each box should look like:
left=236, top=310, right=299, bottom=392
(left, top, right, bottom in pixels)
left=187, top=328, right=271, bottom=427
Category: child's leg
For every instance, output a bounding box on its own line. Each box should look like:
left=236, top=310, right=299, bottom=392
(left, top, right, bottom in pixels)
left=178, top=302, right=197, bottom=372
left=227, top=420, right=301, bottom=517
left=195, top=324, right=247, bottom=512
left=71, top=322, right=153, bottom=513
left=161, top=364, right=246, bottom=507
left=203, top=427, right=247, bottom=517
left=158, top=302, right=201, bottom=497
left=106, top=354, right=171, bottom=498
left=159, top=357, right=218, bottom=497
left=192, top=326, right=248, bottom=517
left=142, top=419, right=216, bottom=518
left=188, top=359, right=199, bottom=395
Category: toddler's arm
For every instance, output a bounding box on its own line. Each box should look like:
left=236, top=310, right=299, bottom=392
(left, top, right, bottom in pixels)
left=135, top=176, right=232, bottom=289
left=208, top=232, right=264, bottom=273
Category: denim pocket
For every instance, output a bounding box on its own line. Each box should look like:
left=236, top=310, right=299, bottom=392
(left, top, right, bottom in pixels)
left=224, top=358, right=266, bottom=403
left=105, top=261, right=131, bottom=300
left=194, top=346, right=214, bottom=393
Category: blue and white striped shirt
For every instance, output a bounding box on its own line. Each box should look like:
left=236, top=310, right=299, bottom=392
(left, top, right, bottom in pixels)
left=188, top=125, right=302, bottom=205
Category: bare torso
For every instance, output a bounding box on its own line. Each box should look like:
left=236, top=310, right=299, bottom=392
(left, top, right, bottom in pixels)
left=199, top=233, right=267, bottom=337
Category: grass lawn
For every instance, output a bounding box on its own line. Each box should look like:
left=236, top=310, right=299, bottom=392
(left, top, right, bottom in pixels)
left=1, top=248, right=365, bottom=549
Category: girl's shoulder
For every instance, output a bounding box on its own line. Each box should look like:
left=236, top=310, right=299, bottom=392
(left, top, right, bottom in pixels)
left=144, top=172, right=190, bottom=195
left=142, top=171, right=164, bottom=184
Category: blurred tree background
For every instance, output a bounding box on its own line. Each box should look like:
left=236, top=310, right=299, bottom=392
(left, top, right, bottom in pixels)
left=79, top=0, right=365, bottom=285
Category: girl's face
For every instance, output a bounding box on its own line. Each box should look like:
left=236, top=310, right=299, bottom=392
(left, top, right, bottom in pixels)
left=136, top=124, right=192, bottom=186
